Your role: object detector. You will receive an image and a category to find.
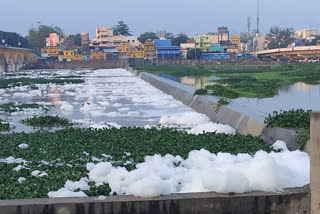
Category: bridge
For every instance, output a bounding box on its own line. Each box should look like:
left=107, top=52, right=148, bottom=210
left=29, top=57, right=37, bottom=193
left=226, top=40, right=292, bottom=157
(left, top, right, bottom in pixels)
left=256, top=46, right=320, bottom=60
left=0, top=46, right=32, bottom=74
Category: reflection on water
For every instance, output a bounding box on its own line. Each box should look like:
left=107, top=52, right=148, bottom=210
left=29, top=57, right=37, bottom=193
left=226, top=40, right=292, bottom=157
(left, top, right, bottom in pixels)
left=181, top=76, right=222, bottom=88
left=157, top=75, right=222, bottom=89
left=158, top=74, right=320, bottom=121
left=228, top=82, right=320, bottom=121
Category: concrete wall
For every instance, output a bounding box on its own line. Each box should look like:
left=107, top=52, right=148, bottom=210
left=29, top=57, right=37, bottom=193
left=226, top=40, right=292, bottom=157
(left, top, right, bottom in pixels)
left=50, top=60, right=128, bottom=70
left=128, top=58, right=280, bottom=67
left=0, top=187, right=309, bottom=214
left=139, top=72, right=298, bottom=149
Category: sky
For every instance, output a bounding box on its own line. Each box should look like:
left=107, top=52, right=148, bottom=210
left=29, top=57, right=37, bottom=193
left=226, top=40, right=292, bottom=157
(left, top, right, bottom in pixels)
left=1, top=0, right=320, bottom=39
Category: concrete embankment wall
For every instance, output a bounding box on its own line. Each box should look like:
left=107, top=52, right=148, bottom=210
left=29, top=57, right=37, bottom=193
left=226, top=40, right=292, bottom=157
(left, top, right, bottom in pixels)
left=0, top=187, right=309, bottom=214
left=46, top=60, right=128, bottom=70
left=33, top=58, right=280, bottom=71
left=139, top=72, right=298, bottom=149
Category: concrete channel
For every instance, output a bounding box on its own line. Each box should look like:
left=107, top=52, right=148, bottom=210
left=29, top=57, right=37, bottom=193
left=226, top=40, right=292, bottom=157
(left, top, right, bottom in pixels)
left=138, top=71, right=298, bottom=149
left=0, top=187, right=310, bottom=214
left=0, top=68, right=312, bottom=214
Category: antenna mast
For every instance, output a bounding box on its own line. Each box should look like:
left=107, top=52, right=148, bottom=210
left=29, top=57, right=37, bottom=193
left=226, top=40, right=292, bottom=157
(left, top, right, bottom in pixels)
left=257, top=0, right=260, bottom=34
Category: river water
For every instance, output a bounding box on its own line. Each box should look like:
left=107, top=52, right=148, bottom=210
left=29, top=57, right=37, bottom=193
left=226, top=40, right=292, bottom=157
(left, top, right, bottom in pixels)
left=1, top=69, right=221, bottom=133
left=163, top=75, right=320, bottom=121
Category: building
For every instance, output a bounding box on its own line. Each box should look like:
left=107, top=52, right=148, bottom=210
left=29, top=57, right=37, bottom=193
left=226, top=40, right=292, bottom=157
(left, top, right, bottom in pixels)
left=90, top=52, right=105, bottom=60
left=195, top=33, right=219, bottom=52
left=116, top=43, right=144, bottom=59
left=63, top=50, right=75, bottom=61
left=81, top=32, right=90, bottom=47
left=126, top=36, right=140, bottom=47
left=295, top=29, right=318, bottom=40
left=48, top=33, right=59, bottom=47
left=41, top=47, right=59, bottom=57
left=218, top=26, right=229, bottom=42
left=66, top=36, right=75, bottom=50
left=180, top=42, right=195, bottom=59
left=153, top=40, right=181, bottom=60
left=254, top=34, right=266, bottom=52
left=200, top=53, right=229, bottom=60
left=211, top=44, right=225, bottom=53
left=92, top=27, right=114, bottom=48
left=231, top=35, right=241, bottom=50
left=143, top=40, right=157, bottom=58
left=157, top=30, right=167, bottom=39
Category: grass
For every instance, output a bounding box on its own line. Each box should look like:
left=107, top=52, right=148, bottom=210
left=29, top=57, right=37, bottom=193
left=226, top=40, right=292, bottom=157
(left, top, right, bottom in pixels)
left=144, top=64, right=320, bottom=99
left=21, top=116, right=73, bottom=127
left=0, top=127, right=276, bottom=199
left=0, top=103, right=49, bottom=113
left=0, top=78, right=85, bottom=89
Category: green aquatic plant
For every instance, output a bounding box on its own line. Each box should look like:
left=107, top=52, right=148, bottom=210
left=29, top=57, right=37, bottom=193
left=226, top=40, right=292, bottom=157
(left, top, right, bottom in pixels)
left=0, top=78, right=85, bottom=89
left=0, top=103, right=49, bottom=113
left=21, top=115, right=73, bottom=127
left=0, top=119, right=10, bottom=131
left=0, top=127, right=275, bottom=199
left=264, top=109, right=312, bottom=150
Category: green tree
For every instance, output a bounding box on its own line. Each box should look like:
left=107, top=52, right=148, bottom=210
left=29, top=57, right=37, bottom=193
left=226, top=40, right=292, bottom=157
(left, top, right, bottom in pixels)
left=73, top=33, right=81, bottom=46
left=138, top=32, right=159, bottom=43
left=0, top=31, right=28, bottom=48
left=172, top=33, right=189, bottom=46
left=187, top=48, right=202, bottom=59
left=165, top=33, right=174, bottom=40
left=26, top=25, right=63, bottom=51
left=266, top=25, right=294, bottom=49
left=113, top=21, right=132, bottom=36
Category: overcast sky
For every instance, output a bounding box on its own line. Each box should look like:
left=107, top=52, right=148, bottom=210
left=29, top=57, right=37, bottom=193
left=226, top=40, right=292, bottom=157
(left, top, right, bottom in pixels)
left=1, top=0, right=319, bottom=39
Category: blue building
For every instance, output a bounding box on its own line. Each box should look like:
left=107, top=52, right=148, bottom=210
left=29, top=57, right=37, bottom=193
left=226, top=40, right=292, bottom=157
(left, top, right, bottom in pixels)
left=210, top=44, right=225, bottom=53
left=153, top=40, right=181, bottom=60
left=200, top=53, right=229, bottom=60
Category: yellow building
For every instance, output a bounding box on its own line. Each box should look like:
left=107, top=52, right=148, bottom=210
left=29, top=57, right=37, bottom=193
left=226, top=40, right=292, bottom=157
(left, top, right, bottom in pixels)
left=231, top=35, right=241, bottom=50
left=41, top=47, right=59, bottom=57
left=63, top=50, right=75, bottom=61
left=143, top=40, right=156, bottom=58
left=73, top=55, right=83, bottom=61
left=90, top=52, right=104, bottom=60
left=117, top=43, right=145, bottom=59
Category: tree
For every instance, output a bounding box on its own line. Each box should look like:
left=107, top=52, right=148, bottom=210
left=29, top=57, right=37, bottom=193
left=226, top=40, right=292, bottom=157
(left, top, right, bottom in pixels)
left=165, top=33, right=174, bottom=40
left=73, top=33, right=81, bottom=46
left=0, top=31, right=28, bottom=48
left=266, top=25, right=294, bottom=49
left=187, top=48, right=202, bottom=60
left=26, top=25, right=63, bottom=51
left=172, top=33, right=189, bottom=46
left=113, top=21, right=132, bottom=36
left=240, top=32, right=253, bottom=44
left=138, top=32, right=159, bottom=43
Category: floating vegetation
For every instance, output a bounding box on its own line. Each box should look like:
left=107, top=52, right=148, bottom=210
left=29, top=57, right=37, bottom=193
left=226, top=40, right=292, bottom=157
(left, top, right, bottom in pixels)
left=0, top=103, right=49, bottom=113
left=0, top=78, right=85, bottom=89
left=0, top=119, right=10, bottom=131
left=264, top=109, right=311, bottom=149
left=0, top=127, right=275, bottom=199
left=151, top=64, right=320, bottom=99
left=21, top=116, right=73, bottom=127
left=215, top=97, right=230, bottom=111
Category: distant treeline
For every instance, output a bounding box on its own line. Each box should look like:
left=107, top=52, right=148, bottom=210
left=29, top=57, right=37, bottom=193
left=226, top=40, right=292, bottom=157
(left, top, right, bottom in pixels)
left=0, top=31, right=29, bottom=48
